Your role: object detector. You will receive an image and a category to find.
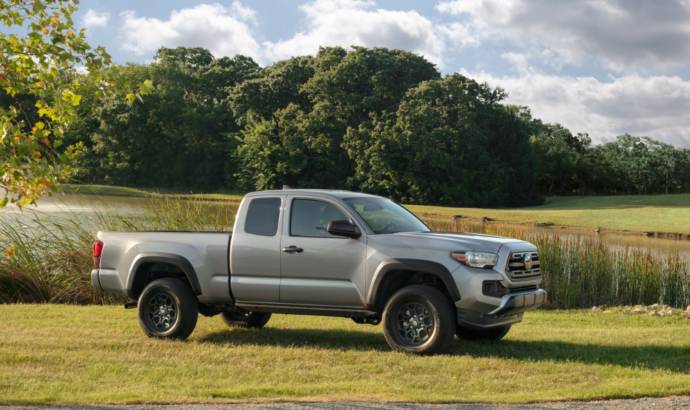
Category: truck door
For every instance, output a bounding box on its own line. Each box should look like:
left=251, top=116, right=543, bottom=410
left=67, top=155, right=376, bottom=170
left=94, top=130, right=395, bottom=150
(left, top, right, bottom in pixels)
left=279, top=197, right=367, bottom=308
left=229, top=195, right=284, bottom=303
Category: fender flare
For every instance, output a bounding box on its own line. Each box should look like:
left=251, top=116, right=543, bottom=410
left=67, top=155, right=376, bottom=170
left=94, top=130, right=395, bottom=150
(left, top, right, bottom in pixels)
left=126, top=253, right=202, bottom=298
left=366, top=258, right=461, bottom=308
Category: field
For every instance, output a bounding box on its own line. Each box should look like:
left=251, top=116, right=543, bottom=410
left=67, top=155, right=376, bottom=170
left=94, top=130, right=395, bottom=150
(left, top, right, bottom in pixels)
left=1, top=305, right=689, bottom=404
left=61, top=184, right=690, bottom=234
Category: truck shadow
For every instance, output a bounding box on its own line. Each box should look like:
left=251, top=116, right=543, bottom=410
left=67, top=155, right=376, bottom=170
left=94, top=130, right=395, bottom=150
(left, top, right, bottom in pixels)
left=199, top=328, right=690, bottom=374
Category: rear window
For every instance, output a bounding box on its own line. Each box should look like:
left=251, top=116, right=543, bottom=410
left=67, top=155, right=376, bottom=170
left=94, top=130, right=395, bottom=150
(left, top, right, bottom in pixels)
left=244, top=197, right=281, bottom=236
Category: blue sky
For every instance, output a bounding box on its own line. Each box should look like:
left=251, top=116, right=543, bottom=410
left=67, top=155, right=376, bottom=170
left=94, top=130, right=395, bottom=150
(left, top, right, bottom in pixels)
left=75, top=0, right=690, bottom=147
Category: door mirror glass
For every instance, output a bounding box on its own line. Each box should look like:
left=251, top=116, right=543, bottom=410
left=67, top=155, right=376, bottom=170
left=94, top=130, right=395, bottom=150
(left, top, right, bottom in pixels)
left=327, top=220, right=361, bottom=239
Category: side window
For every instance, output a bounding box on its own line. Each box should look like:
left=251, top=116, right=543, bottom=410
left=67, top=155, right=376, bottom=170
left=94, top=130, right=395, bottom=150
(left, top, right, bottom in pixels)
left=244, top=197, right=281, bottom=236
left=290, top=199, right=347, bottom=238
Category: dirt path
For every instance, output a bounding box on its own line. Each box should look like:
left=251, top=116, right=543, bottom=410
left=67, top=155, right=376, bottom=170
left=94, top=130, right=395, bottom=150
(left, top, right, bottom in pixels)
left=4, top=396, right=690, bottom=410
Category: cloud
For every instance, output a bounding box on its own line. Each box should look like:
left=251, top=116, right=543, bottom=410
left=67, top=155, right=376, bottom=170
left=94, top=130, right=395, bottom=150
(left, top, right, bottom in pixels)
left=119, top=3, right=261, bottom=61
left=265, top=0, right=468, bottom=67
left=437, top=0, right=690, bottom=72
left=82, top=9, right=110, bottom=29
left=467, top=70, right=690, bottom=147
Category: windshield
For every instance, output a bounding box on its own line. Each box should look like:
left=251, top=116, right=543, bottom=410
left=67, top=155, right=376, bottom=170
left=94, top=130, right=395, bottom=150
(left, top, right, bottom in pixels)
left=343, top=197, right=430, bottom=234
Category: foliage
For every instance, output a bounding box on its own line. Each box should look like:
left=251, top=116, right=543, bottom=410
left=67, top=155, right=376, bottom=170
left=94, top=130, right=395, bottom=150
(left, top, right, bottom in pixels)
left=2, top=196, right=688, bottom=307
left=58, top=45, right=690, bottom=204
left=0, top=0, right=112, bottom=206
left=67, top=48, right=260, bottom=190
left=345, top=75, right=536, bottom=206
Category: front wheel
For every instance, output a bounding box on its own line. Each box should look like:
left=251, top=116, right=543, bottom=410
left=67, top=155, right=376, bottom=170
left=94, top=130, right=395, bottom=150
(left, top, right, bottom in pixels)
left=382, top=285, right=455, bottom=354
left=221, top=311, right=272, bottom=328
left=456, top=324, right=511, bottom=341
left=138, top=278, right=198, bottom=340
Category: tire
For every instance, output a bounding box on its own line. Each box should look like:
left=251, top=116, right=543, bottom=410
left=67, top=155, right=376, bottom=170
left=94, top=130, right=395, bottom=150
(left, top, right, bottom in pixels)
left=138, top=278, right=198, bottom=340
left=456, top=324, right=511, bottom=341
left=221, top=311, right=272, bottom=328
left=382, top=285, right=455, bottom=354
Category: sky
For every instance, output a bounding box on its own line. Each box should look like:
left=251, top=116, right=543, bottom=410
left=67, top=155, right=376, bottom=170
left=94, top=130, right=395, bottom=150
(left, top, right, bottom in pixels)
left=75, top=0, right=690, bottom=147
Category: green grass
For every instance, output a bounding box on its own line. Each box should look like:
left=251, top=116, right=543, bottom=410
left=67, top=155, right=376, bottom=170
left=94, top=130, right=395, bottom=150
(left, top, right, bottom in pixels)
left=1, top=305, right=689, bottom=404
left=61, top=184, right=690, bottom=233
left=409, top=193, right=690, bottom=234
left=60, top=184, right=243, bottom=203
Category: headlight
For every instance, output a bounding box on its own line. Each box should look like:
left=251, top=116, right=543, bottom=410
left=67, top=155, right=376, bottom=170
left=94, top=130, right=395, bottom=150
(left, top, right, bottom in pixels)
left=451, top=251, right=498, bottom=269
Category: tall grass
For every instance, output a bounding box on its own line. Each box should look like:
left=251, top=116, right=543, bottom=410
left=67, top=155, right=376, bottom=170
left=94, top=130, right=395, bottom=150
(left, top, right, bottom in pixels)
left=1, top=199, right=688, bottom=308
left=428, top=218, right=690, bottom=309
left=0, top=198, right=237, bottom=304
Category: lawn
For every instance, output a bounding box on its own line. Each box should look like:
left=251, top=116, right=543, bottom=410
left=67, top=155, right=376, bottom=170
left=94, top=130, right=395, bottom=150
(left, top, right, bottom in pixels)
left=1, top=305, right=689, bottom=404
left=407, top=194, right=690, bottom=234
left=60, top=184, right=690, bottom=234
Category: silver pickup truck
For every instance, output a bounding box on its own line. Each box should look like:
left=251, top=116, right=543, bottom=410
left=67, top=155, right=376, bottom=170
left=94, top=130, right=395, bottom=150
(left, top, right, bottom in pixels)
left=91, top=189, right=546, bottom=354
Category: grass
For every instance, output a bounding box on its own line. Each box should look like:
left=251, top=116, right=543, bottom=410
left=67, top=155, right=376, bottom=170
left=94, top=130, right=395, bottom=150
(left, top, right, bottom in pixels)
left=62, top=184, right=690, bottom=233
left=1, top=304, right=689, bottom=404
left=2, top=195, right=688, bottom=308
left=60, top=183, right=243, bottom=203
left=409, top=193, right=690, bottom=234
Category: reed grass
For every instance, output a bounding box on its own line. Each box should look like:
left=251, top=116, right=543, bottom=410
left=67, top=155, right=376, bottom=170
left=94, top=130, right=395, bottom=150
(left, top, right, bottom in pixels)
left=1, top=199, right=688, bottom=308
left=427, top=218, right=690, bottom=309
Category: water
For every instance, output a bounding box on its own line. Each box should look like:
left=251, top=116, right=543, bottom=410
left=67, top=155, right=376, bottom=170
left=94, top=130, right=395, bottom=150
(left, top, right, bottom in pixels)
left=2, top=193, right=689, bottom=257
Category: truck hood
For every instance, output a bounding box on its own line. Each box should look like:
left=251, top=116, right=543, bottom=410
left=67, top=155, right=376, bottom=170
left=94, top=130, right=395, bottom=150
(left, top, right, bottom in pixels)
left=390, top=231, right=525, bottom=253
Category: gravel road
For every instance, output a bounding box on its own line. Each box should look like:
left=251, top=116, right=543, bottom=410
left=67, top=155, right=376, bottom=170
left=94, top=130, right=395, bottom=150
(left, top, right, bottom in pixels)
left=3, top=396, right=690, bottom=410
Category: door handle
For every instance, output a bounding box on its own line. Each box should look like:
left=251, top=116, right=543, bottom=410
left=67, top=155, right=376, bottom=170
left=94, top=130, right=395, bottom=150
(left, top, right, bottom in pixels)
left=282, top=245, right=303, bottom=254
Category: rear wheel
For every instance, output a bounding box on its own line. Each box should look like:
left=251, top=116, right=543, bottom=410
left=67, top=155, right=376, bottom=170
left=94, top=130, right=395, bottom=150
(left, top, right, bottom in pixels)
left=221, top=311, right=272, bottom=328
left=382, top=285, right=455, bottom=354
left=456, top=324, right=511, bottom=341
left=138, top=278, right=198, bottom=340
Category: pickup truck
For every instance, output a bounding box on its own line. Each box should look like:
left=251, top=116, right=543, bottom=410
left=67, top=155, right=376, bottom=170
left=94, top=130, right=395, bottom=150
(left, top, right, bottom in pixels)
left=91, top=189, right=546, bottom=354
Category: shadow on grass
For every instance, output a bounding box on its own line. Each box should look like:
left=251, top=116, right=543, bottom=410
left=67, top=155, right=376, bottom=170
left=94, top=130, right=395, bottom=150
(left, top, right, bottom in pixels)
left=199, top=327, right=690, bottom=373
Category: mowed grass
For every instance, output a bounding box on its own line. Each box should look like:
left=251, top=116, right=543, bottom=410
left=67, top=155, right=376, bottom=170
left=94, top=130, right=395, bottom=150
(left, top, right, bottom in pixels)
left=1, top=305, right=690, bottom=404
left=408, top=193, right=690, bottom=234
left=61, top=184, right=690, bottom=233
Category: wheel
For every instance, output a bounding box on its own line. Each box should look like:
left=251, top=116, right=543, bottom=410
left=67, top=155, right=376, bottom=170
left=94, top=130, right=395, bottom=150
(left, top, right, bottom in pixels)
left=382, top=285, right=455, bottom=354
left=138, top=278, right=198, bottom=340
left=221, top=310, right=271, bottom=328
left=456, top=324, right=511, bottom=341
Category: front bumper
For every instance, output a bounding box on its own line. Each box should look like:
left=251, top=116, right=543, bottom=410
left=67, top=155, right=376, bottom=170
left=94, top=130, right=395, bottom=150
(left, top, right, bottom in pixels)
left=487, top=288, right=547, bottom=315
left=456, top=287, right=547, bottom=329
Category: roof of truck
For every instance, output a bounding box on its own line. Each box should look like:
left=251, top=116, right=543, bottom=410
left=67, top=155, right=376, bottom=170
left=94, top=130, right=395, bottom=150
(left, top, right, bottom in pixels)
left=246, top=189, right=381, bottom=199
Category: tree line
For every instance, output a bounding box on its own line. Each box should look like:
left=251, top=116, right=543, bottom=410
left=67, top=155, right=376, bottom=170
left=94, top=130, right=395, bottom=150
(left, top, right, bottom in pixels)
left=63, top=46, right=690, bottom=206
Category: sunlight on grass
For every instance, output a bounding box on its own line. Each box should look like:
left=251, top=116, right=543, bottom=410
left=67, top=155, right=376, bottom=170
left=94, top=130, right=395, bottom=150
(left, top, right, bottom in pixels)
left=1, top=305, right=689, bottom=404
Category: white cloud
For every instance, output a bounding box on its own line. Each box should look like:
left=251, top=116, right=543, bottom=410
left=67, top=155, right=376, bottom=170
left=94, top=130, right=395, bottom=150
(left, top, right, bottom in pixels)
left=82, top=9, right=110, bottom=29
left=119, top=3, right=262, bottom=61
left=437, top=0, right=690, bottom=72
left=265, top=0, right=464, bottom=67
left=467, top=70, right=690, bottom=147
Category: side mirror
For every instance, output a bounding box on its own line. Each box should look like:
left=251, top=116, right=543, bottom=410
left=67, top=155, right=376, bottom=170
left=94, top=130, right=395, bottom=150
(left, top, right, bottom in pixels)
left=327, top=220, right=361, bottom=239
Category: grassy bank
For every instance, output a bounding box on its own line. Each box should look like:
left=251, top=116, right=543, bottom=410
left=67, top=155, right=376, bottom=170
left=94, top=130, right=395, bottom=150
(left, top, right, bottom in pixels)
left=1, top=195, right=688, bottom=308
left=1, top=305, right=689, bottom=404
left=62, top=184, right=690, bottom=233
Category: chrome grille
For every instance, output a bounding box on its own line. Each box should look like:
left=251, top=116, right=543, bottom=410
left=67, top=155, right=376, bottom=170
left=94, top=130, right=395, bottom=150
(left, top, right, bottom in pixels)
left=506, top=251, right=540, bottom=278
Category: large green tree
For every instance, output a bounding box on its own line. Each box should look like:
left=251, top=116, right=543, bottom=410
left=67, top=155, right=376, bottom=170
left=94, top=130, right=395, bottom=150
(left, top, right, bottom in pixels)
left=345, top=74, right=537, bottom=206
left=72, top=47, right=259, bottom=190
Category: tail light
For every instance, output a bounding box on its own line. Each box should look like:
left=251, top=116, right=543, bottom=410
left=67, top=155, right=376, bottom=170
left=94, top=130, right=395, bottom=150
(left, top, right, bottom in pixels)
left=93, top=240, right=104, bottom=268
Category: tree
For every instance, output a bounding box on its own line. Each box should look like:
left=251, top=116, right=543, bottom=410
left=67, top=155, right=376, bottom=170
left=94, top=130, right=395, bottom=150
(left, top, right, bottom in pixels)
left=71, top=48, right=259, bottom=190
left=0, top=0, right=112, bottom=206
left=345, top=74, right=538, bottom=206
left=530, top=122, right=592, bottom=195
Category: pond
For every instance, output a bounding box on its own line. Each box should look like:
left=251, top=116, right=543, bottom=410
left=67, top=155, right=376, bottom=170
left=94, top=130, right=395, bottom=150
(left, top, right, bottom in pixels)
left=2, top=192, right=690, bottom=258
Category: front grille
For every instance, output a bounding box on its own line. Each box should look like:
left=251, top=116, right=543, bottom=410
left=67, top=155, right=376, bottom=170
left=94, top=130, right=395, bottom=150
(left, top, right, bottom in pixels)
left=482, top=281, right=538, bottom=298
left=506, top=251, right=541, bottom=279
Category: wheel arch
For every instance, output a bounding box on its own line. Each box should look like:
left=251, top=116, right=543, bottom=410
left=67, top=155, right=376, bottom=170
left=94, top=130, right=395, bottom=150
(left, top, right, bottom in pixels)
left=127, top=253, right=202, bottom=299
left=367, top=259, right=461, bottom=311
